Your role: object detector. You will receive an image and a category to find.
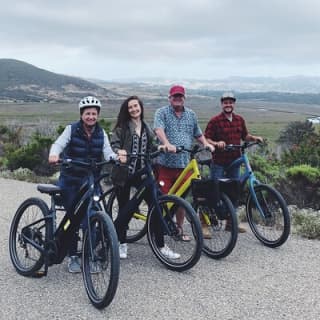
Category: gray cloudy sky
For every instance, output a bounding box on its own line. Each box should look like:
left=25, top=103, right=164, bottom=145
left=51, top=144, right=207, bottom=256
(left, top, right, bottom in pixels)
left=1, top=0, right=320, bottom=80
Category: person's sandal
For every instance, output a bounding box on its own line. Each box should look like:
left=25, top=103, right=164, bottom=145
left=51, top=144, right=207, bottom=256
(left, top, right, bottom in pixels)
left=177, top=226, right=191, bottom=242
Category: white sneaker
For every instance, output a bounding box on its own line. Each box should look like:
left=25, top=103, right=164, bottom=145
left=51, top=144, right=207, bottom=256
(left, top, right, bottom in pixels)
left=160, top=245, right=180, bottom=259
left=119, top=243, right=128, bottom=259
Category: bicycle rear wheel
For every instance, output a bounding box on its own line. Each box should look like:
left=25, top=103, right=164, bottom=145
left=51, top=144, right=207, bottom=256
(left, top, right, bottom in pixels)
left=195, top=193, right=238, bottom=259
left=82, top=211, right=120, bottom=309
left=106, top=188, right=148, bottom=243
left=9, top=197, right=50, bottom=276
left=147, top=195, right=203, bottom=272
left=246, top=184, right=291, bottom=247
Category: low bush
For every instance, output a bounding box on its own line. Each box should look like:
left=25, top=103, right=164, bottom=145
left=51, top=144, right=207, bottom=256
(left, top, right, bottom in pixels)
left=290, top=205, right=320, bottom=239
left=277, top=165, right=320, bottom=209
left=0, top=167, right=51, bottom=183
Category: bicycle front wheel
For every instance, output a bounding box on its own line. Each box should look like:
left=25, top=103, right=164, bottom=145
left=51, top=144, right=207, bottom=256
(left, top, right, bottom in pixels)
left=9, top=197, right=50, bottom=276
left=82, top=211, right=120, bottom=309
left=195, top=193, right=238, bottom=259
left=246, top=184, right=291, bottom=247
left=106, top=188, right=148, bottom=243
left=147, top=195, right=203, bottom=272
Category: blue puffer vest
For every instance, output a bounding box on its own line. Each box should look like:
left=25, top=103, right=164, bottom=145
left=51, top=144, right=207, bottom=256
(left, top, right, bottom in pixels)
left=61, top=121, right=104, bottom=182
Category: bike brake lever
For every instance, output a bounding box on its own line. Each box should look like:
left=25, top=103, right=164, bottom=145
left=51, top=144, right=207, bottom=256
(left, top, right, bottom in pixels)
left=224, top=144, right=234, bottom=151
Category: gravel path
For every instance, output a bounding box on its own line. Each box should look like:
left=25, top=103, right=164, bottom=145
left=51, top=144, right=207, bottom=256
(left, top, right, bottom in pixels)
left=0, top=177, right=319, bottom=320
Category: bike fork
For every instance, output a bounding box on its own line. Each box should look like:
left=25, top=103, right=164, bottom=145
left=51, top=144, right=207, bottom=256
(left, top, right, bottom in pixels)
left=248, top=182, right=267, bottom=219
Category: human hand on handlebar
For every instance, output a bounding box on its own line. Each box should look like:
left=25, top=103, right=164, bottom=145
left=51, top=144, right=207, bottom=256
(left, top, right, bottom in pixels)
left=48, top=155, right=60, bottom=164
left=157, top=145, right=168, bottom=152
left=117, top=149, right=127, bottom=163
left=215, top=141, right=226, bottom=149
left=255, top=136, right=264, bottom=143
left=163, top=142, right=176, bottom=153
left=204, top=143, right=215, bottom=153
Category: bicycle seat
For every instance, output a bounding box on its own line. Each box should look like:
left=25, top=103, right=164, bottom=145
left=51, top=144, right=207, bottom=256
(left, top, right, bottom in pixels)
left=37, top=184, right=62, bottom=195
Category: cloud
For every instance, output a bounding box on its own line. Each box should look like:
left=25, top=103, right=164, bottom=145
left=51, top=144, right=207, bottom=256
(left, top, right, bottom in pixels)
left=1, top=0, right=320, bottom=79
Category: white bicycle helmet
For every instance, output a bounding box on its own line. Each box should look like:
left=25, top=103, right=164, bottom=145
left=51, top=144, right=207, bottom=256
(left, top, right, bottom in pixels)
left=78, top=96, right=101, bottom=111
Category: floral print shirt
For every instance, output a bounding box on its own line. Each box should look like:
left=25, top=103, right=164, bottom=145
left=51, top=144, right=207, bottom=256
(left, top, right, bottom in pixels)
left=154, top=105, right=202, bottom=168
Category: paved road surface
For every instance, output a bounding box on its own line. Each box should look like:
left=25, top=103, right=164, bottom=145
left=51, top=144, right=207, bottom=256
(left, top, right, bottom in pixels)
left=0, top=178, right=319, bottom=320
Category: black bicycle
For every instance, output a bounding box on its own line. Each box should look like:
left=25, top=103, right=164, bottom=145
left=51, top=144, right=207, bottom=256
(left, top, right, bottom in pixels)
left=9, top=159, right=120, bottom=309
left=102, top=146, right=238, bottom=259
left=99, top=149, right=203, bottom=272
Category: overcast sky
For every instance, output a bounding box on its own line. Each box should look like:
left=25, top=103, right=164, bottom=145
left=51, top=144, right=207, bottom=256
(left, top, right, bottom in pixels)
left=1, top=0, right=320, bottom=81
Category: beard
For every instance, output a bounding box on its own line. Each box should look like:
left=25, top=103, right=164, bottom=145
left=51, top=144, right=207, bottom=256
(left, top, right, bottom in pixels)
left=223, top=107, right=233, bottom=114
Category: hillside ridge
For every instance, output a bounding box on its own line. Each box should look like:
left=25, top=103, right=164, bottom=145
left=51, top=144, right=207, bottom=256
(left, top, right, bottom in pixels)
left=0, top=59, right=115, bottom=102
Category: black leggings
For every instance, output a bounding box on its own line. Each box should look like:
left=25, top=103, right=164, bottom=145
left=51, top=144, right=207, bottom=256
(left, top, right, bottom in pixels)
left=113, top=182, right=164, bottom=247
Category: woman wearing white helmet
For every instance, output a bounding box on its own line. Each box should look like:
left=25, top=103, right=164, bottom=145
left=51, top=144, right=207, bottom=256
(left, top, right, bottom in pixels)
left=48, top=96, right=117, bottom=273
left=78, top=96, right=101, bottom=113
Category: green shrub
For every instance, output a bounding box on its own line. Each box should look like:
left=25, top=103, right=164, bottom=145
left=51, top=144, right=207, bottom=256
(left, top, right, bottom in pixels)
left=277, top=120, right=315, bottom=148
left=277, top=165, right=320, bottom=209
left=286, top=164, right=320, bottom=183
left=290, top=206, right=320, bottom=239
left=250, top=153, right=282, bottom=185
left=281, top=133, right=320, bottom=167
left=5, top=132, right=55, bottom=176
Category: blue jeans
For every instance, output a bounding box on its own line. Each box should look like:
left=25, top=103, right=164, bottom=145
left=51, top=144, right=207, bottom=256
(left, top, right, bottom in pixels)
left=58, top=176, right=83, bottom=256
left=210, top=163, right=240, bottom=209
left=210, top=163, right=240, bottom=180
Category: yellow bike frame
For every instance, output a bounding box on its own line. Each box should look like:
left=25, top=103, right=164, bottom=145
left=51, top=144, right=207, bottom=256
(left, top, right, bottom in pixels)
left=167, top=158, right=212, bottom=225
left=167, top=158, right=201, bottom=197
left=132, top=159, right=201, bottom=220
left=132, top=158, right=209, bottom=223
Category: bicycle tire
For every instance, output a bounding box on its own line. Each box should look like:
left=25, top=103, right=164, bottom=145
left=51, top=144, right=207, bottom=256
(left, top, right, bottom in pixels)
left=9, top=197, right=51, bottom=276
left=106, top=188, right=148, bottom=243
left=194, top=193, right=238, bottom=259
left=246, top=184, right=291, bottom=247
left=98, top=178, right=114, bottom=218
left=147, top=194, right=203, bottom=272
left=82, top=211, right=120, bottom=309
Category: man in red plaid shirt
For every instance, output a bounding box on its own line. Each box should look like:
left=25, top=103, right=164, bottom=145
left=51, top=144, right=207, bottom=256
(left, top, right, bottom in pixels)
left=205, top=92, right=263, bottom=232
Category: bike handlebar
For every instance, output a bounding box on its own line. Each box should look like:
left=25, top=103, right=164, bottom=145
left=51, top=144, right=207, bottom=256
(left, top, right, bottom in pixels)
left=224, top=141, right=262, bottom=152
left=178, top=145, right=213, bottom=156
left=58, top=157, right=117, bottom=169
left=109, top=144, right=212, bottom=163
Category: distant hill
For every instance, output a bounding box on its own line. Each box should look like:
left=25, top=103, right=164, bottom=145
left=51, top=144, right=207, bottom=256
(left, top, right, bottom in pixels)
left=96, top=79, right=320, bottom=105
left=0, top=59, right=115, bottom=102
left=2, top=59, right=320, bottom=105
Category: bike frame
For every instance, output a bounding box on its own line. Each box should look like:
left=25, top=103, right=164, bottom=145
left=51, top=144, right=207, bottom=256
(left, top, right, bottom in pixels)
left=168, top=158, right=201, bottom=197
left=166, top=146, right=210, bottom=225
left=224, top=144, right=266, bottom=218
left=116, top=154, right=174, bottom=234
left=21, top=160, right=107, bottom=268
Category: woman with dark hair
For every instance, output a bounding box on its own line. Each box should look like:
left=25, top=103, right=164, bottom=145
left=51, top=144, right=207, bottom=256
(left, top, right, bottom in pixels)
left=111, top=96, right=180, bottom=260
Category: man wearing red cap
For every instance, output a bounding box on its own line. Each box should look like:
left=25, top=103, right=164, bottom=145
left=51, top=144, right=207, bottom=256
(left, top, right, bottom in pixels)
left=154, top=85, right=214, bottom=240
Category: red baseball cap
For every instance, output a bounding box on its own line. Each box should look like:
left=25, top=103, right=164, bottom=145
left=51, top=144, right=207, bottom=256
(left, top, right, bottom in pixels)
left=169, top=85, right=185, bottom=96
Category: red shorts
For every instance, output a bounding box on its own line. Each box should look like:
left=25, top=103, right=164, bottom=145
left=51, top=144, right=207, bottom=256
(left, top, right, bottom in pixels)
left=157, top=165, right=190, bottom=194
